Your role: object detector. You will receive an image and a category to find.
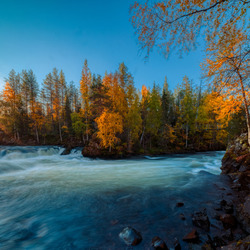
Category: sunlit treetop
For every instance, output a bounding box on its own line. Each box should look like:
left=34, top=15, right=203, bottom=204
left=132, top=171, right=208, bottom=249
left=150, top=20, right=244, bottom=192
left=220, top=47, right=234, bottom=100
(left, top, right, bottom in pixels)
left=130, top=0, right=249, bottom=57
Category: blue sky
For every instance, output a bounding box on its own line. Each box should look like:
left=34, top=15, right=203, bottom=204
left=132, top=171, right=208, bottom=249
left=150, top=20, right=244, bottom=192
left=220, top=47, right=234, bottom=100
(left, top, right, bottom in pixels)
left=0, top=0, right=206, bottom=91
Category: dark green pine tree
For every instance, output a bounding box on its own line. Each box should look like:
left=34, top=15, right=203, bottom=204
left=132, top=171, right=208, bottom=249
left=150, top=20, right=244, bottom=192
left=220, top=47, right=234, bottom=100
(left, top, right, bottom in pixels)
left=68, top=81, right=81, bottom=113
left=42, top=72, right=54, bottom=127
left=162, top=77, right=171, bottom=124
left=146, top=83, right=162, bottom=148
left=63, top=94, right=73, bottom=134
left=161, top=77, right=176, bottom=126
left=90, top=74, right=109, bottom=122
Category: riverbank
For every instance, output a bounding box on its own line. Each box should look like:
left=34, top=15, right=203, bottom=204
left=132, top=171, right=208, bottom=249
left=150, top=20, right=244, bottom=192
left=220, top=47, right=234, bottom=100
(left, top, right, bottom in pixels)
left=218, top=133, right=250, bottom=249
left=0, top=141, right=226, bottom=160
left=0, top=128, right=226, bottom=159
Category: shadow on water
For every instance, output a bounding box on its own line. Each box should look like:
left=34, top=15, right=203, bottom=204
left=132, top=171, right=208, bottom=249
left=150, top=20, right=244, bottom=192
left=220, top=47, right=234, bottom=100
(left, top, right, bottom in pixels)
left=0, top=147, right=228, bottom=249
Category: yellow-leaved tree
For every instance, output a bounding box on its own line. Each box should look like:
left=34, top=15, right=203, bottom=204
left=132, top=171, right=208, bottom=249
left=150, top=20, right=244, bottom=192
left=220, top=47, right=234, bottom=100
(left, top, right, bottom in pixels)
left=204, top=26, right=250, bottom=145
left=95, top=109, right=123, bottom=152
left=0, top=82, right=21, bottom=139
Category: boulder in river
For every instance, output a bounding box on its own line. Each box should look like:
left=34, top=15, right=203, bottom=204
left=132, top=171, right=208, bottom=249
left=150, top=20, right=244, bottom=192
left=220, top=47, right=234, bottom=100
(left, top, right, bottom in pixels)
left=192, top=208, right=210, bottom=231
left=219, top=214, right=237, bottom=229
left=82, top=135, right=102, bottom=158
left=179, top=213, right=186, bottom=220
left=174, top=238, right=181, bottom=250
left=61, top=147, right=72, bottom=155
left=119, top=226, right=142, bottom=246
left=151, top=236, right=168, bottom=250
left=183, top=229, right=199, bottom=242
left=176, top=202, right=184, bottom=207
left=220, top=199, right=234, bottom=214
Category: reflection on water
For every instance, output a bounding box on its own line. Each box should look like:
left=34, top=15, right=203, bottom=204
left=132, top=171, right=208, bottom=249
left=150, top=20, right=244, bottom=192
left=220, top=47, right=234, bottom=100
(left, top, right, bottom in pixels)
left=0, top=146, right=226, bottom=249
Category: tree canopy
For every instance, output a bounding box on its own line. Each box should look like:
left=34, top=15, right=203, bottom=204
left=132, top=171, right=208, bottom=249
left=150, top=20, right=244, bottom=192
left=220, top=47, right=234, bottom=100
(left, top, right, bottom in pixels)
left=130, top=0, right=249, bottom=57
left=130, top=0, right=250, bottom=145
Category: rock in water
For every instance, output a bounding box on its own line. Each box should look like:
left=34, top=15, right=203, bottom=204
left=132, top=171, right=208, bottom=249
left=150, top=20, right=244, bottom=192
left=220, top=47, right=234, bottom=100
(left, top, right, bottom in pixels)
left=151, top=236, right=168, bottom=250
left=174, top=238, right=181, bottom=250
left=176, top=202, right=184, bottom=207
left=220, top=214, right=237, bottom=229
left=82, top=136, right=102, bottom=158
left=179, top=213, right=186, bottom=220
left=182, top=229, right=199, bottom=242
left=61, top=146, right=72, bottom=155
left=220, top=199, right=234, bottom=214
left=119, top=227, right=142, bottom=246
left=192, top=208, right=210, bottom=231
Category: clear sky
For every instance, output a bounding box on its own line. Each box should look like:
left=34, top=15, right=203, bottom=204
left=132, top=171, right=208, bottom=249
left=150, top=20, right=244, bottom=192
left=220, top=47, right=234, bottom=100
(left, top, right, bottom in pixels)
left=0, top=0, right=206, bottom=91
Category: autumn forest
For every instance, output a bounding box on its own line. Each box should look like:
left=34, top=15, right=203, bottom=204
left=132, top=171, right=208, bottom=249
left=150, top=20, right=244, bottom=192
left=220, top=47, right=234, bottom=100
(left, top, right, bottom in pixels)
left=0, top=60, right=247, bottom=156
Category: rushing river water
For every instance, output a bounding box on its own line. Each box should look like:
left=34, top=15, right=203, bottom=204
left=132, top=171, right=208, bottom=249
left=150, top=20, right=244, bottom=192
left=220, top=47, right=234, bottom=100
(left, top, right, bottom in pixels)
left=0, top=146, right=229, bottom=249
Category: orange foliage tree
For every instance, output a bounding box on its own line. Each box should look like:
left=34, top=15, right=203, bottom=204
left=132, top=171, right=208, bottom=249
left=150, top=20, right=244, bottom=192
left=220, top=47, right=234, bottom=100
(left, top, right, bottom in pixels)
left=204, top=26, right=250, bottom=144
left=102, top=72, right=127, bottom=115
left=95, top=109, right=123, bottom=152
left=0, top=82, right=21, bottom=139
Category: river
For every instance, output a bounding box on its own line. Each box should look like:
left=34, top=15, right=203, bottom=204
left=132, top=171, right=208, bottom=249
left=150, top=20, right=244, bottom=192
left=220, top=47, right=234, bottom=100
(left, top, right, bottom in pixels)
left=0, top=146, right=229, bottom=249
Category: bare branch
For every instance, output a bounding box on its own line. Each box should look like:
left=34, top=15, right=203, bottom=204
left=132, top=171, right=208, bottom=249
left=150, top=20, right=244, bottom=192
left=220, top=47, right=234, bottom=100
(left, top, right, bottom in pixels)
left=158, top=0, right=228, bottom=24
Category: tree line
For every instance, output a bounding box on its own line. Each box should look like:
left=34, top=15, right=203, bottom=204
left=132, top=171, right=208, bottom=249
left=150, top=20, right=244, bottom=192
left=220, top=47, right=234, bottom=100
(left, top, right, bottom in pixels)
left=0, top=61, right=246, bottom=154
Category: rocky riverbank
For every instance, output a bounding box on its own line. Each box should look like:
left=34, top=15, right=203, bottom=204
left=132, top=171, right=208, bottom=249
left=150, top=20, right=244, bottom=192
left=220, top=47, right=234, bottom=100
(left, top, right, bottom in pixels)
left=219, top=133, right=250, bottom=249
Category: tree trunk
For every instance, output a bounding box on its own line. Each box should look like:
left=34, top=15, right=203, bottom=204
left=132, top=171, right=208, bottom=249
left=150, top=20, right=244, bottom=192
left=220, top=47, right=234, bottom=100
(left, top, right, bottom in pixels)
left=35, top=126, right=39, bottom=143
left=127, top=132, right=132, bottom=153
left=59, top=122, right=62, bottom=142
left=86, top=117, right=89, bottom=142
left=186, top=125, right=188, bottom=148
left=13, top=123, right=16, bottom=140
left=238, top=72, right=250, bottom=146
left=140, top=127, right=145, bottom=145
left=247, top=123, right=250, bottom=147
